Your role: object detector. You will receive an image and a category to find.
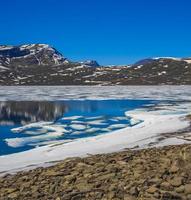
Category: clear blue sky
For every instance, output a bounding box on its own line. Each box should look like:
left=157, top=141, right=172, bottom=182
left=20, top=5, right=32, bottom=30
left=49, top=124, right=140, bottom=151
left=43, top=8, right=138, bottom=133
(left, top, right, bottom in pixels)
left=0, top=0, right=191, bottom=65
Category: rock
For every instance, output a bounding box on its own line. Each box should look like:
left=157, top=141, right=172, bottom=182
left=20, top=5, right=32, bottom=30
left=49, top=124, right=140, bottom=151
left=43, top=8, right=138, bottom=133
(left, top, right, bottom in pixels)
left=43, top=170, right=64, bottom=177
left=149, top=177, right=162, bottom=185
left=71, top=194, right=83, bottom=200
left=185, top=184, right=191, bottom=194
left=8, top=192, right=19, bottom=199
left=105, top=164, right=119, bottom=173
left=153, top=192, right=160, bottom=198
left=129, top=187, right=139, bottom=196
left=65, top=174, right=76, bottom=183
left=161, top=192, right=182, bottom=200
left=49, top=184, right=56, bottom=194
left=175, top=185, right=185, bottom=193
left=133, top=158, right=145, bottom=165
left=136, top=179, right=145, bottom=185
left=108, top=184, right=118, bottom=191
left=117, top=161, right=127, bottom=165
left=124, top=194, right=136, bottom=200
left=169, top=177, right=183, bottom=187
left=95, top=166, right=105, bottom=173
left=169, top=165, right=179, bottom=173
left=108, top=191, right=116, bottom=199
left=83, top=173, right=91, bottom=178
left=146, top=186, right=158, bottom=194
left=133, top=171, right=142, bottom=179
left=96, top=173, right=116, bottom=181
left=160, top=182, right=173, bottom=191
left=76, top=181, right=92, bottom=191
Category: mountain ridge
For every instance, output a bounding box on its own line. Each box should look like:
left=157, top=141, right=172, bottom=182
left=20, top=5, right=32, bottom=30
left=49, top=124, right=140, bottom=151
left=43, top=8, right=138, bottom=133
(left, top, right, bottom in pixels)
left=0, top=44, right=190, bottom=85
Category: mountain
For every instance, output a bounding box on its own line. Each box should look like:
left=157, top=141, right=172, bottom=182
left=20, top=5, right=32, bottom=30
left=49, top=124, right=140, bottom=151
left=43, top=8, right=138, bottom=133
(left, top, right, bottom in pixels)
left=129, top=57, right=191, bottom=85
left=134, top=57, right=191, bottom=66
left=0, top=44, right=190, bottom=85
left=80, top=60, right=100, bottom=67
left=0, top=44, right=68, bottom=68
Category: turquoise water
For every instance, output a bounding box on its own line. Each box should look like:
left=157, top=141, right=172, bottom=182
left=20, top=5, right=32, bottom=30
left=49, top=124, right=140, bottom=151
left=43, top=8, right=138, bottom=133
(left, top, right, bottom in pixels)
left=0, top=99, right=154, bottom=156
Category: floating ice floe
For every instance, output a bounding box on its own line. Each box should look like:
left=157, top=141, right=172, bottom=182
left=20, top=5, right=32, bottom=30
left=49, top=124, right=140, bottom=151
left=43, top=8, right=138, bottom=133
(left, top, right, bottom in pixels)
left=85, top=116, right=103, bottom=120
left=5, top=131, right=64, bottom=148
left=71, top=131, right=84, bottom=135
left=71, top=120, right=85, bottom=124
left=11, top=122, right=52, bottom=133
left=87, top=120, right=108, bottom=126
left=85, top=128, right=101, bottom=133
left=70, top=124, right=87, bottom=131
left=112, top=116, right=129, bottom=121
left=24, top=129, right=48, bottom=135
left=108, top=124, right=127, bottom=129
left=61, top=116, right=83, bottom=120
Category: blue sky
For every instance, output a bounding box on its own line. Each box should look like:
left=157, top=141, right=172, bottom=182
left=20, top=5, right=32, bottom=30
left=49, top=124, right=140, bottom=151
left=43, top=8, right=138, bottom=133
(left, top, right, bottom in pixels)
left=0, top=0, right=191, bottom=65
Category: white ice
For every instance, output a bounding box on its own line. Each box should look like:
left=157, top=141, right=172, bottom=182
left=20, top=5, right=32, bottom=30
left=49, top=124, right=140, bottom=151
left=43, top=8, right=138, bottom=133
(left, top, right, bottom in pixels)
left=0, top=86, right=191, bottom=101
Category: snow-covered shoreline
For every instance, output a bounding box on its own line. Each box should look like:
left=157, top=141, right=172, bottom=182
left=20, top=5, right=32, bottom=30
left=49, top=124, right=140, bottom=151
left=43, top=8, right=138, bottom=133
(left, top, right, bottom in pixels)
left=0, top=101, right=190, bottom=175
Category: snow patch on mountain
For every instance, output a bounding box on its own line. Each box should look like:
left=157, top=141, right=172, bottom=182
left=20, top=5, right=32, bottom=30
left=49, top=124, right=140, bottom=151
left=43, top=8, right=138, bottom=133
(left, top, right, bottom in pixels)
left=153, top=57, right=181, bottom=61
left=80, top=60, right=99, bottom=67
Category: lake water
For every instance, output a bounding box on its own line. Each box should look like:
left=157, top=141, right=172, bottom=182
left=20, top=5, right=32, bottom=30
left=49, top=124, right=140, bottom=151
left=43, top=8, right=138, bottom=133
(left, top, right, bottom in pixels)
left=0, top=99, right=153, bottom=156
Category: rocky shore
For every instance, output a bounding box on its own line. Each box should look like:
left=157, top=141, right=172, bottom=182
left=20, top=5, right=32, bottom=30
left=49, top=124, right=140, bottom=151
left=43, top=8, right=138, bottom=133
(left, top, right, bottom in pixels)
left=1, top=144, right=191, bottom=200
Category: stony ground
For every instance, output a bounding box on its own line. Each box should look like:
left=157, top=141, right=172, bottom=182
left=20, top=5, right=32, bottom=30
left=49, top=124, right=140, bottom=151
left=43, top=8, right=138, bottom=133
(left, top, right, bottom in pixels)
left=1, top=144, right=191, bottom=199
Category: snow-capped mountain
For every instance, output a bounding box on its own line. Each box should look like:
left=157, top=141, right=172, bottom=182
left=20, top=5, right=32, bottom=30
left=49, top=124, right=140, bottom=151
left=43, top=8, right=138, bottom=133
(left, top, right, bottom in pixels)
left=79, top=60, right=99, bottom=67
left=134, top=57, right=191, bottom=66
left=0, top=44, right=190, bottom=85
left=0, top=44, right=68, bottom=68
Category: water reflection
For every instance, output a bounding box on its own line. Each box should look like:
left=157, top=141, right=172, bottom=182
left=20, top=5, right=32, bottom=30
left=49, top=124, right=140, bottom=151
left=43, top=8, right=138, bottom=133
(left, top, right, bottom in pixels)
left=0, top=101, right=65, bottom=125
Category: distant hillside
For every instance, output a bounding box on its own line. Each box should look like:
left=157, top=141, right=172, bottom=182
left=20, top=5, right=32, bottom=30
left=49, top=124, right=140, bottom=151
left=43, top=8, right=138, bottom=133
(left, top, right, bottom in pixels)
left=0, top=44, right=190, bottom=85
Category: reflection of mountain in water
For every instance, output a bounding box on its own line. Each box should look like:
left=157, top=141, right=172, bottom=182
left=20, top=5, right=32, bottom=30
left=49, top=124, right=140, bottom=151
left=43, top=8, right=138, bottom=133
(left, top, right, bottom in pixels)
left=0, top=101, right=65, bottom=125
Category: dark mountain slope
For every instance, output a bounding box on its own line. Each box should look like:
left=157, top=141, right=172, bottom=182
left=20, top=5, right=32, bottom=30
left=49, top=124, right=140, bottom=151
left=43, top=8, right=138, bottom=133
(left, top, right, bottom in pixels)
left=0, top=45, right=190, bottom=85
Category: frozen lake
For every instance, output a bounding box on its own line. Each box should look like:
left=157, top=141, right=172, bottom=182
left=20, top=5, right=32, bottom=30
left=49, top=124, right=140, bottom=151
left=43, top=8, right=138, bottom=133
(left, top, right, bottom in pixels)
left=0, top=86, right=191, bottom=174
left=0, top=85, right=191, bottom=101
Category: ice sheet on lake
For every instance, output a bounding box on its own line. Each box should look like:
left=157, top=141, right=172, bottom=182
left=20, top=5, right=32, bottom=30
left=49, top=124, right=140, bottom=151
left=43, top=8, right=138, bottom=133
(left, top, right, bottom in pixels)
left=0, top=85, right=191, bottom=101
